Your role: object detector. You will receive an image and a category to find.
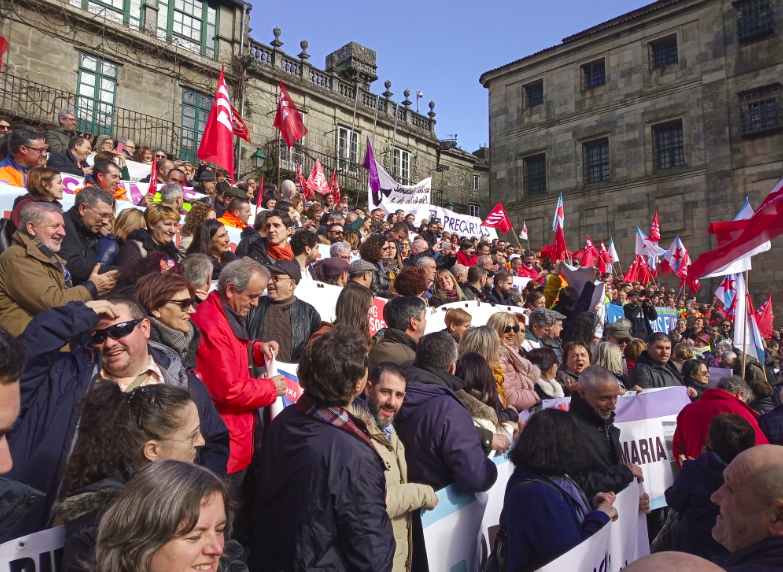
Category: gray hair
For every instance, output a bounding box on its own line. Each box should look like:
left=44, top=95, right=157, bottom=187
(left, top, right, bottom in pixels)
left=477, top=255, right=492, bottom=267
left=10, top=128, right=43, bottom=154
left=159, top=184, right=184, bottom=205
left=508, top=288, right=522, bottom=304
left=20, top=201, right=63, bottom=228
left=415, top=256, right=436, bottom=269
left=717, top=375, right=752, bottom=401
left=591, top=343, right=624, bottom=376
left=182, top=253, right=213, bottom=289
left=451, top=263, right=467, bottom=278
left=75, top=186, right=114, bottom=209
left=327, top=211, right=346, bottom=223
left=119, top=138, right=134, bottom=146
left=280, top=179, right=296, bottom=199
left=415, top=331, right=459, bottom=371
left=578, top=364, right=620, bottom=390
left=723, top=350, right=737, bottom=362
left=58, top=109, right=75, bottom=120
left=529, top=307, right=555, bottom=328
left=716, top=341, right=733, bottom=354
left=329, top=242, right=352, bottom=257
left=458, top=325, right=501, bottom=364
left=217, top=258, right=270, bottom=293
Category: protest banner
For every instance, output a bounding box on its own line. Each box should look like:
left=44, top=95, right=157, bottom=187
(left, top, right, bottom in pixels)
left=408, top=204, right=498, bottom=241
left=0, top=526, right=64, bottom=571
left=476, top=457, right=513, bottom=568
left=85, top=154, right=152, bottom=182
left=366, top=149, right=431, bottom=213
left=606, top=304, right=678, bottom=334
left=423, top=300, right=521, bottom=335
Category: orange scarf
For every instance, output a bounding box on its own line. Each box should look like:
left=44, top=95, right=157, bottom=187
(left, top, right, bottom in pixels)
left=266, top=240, right=294, bottom=261
left=491, top=363, right=508, bottom=409
left=218, top=211, right=247, bottom=229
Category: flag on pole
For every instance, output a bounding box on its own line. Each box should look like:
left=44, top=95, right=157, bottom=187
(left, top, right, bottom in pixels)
left=0, top=36, right=8, bottom=75
left=230, top=104, right=251, bottom=143
left=660, top=236, right=690, bottom=276
left=147, top=153, right=157, bottom=197
left=196, top=67, right=235, bottom=184
left=650, top=211, right=661, bottom=242
left=755, top=295, right=774, bottom=339
left=481, top=203, right=512, bottom=233
left=575, top=236, right=600, bottom=269
left=747, top=299, right=767, bottom=365
left=306, top=160, right=330, bottom=195
left=715, top=274, right=738, bottom=308
left=273, top=81, right=308, bottom=149
left=519, top=222, right=528, bottom=241
left=295, top=162, right=312, bottom=199
left=548, top=193, right=569, bottom=262
left=608, top=238, right=620, bottom=266
left=329, top=171, right=341, bottom=205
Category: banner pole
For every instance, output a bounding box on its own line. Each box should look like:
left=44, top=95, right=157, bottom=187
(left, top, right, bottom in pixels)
left=510, top=226, right=523, bottom=251
left=276, top=83, right=281, bottom=189
left=742, top=270, right=749, bottom=379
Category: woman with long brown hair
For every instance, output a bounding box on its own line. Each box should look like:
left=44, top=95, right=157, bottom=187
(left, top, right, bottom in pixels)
left=309, top=282, right=374, bottom=348
left=178, top=202, right=216, bottom=255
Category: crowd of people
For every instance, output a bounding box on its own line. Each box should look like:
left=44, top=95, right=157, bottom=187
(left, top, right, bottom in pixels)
left=0, top=115, right=782, bottom=572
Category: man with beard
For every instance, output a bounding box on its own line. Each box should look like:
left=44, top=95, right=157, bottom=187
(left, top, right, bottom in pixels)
left=352, top=362, right=438, bottom=572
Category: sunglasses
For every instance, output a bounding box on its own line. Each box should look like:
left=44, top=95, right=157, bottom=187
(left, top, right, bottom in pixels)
left=90, top=319, right=141, bottom=344
left=168, top=297, right=196, bottom=310
left=127, top=385, right=158, bottom=428
left=0, top=125, right=11, bottom=132
left=503, top=325, right=520, bottom=334
left=155, top=154, right=166, bottom=159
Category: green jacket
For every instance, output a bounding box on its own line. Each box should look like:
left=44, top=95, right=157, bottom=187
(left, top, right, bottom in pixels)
left=45, top=128, right=74, bottom=153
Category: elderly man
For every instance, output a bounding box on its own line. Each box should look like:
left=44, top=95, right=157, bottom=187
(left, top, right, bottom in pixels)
left=330, top=241, right=352, bottom=261
left=249, top=327, right=395, bottom=572
left=59, top=187, right=118, bottom=285
left=239, top=209, right=294, bottom=264
left=218, top=197, right=251, bottom=229
left=349, top=259, right=376, bottom=289
left=44, top=109, right=77, bottom=153
left=0, top=129, right=47, bottom=187
left=0, top=203, right=115, bottom=336
left=628, top=332, right=689, bottom=392
left=46, top=135, right=92, bottom=176
left=194, top=170, right=217, bottom=200
left=247, top=260, right=321, bottom=364
left=313, top=257, right=351, bottom=286
left=673, top=375, right=769, bottom=468
left=182, top=253, right=213, bottom=305
left=451, top=263, right=468, bottom=284
left=416, top=256, right=438, bottom=298
left=8, top=298, right=230, bottom=537
left=370, top=208, right=385, bottom=231
left=159, top=184, right=185, bottom=212
left=118, top=139, right=136, bottom=161
left=193, top=259, right=286, bottom=484
left=710, top=445, right=783, bottom=570
left=368, top=296, right=426, bottom=370
left=523, top=307, right=555, bottom=351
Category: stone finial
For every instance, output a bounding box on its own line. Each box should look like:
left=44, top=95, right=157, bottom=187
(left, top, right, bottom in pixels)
left=298, top=40, right=310, bottom=61
left=383, top=80, right=393, bottom=99
left=403, top=89, right=412, bottom=107
left=428, top=101, right=436, bottom=119
left=271, top=27, right=283, bottom=48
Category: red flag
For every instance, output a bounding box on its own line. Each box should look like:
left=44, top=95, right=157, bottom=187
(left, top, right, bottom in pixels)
left=690, top=177, right=783, bottom=279
left=599, top=240, right=611, bottom=267
left=0, top=36, right=8, bottom=75
left=755, top=295, right=774, bottom=339
left=147, top=153, right=157, bottom=196
left=307, top=159, right=330, bottom=195
left=637, top=256, right=653, bottom=285
left=650, top=211, right=661, bottom=242
left=623, top=257, right=639, bottom=283
left=296, top=162, right=313, bottom=200
left=329, top=171, right=341, bottom=205
left=230, top=104, right=251, bottom=143
left=274, top=82, right=308, bottom=149
left=197, top=68, right=235, bottom=185
left=481, top=203, right=512, bottom=233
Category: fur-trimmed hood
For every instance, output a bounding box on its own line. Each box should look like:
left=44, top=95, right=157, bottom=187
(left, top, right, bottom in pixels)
left=536, top=377, right=565, bottom=399
left=455, top=389, right=499, bottom=425
left=55, top=473, right=127, bottom=523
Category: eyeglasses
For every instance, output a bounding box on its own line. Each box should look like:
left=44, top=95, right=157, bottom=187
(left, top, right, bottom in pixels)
left=86, top=204, right=113, bottom=222
left=382, top=246, right=395, bottom=251
left=162, top=426, right=202, bottom=448
left=127, top=385, right=158, bottom=428
left=167, top=298, right=196, bottom=311
left=330, top=230, right=344, bottom=236
left=0, top=125, right=11, bottom=132
left=90, top=319, right=142, bottom=344
left=503, top=325, right=520, bottom=334
left=155, top=154, right=166, bottom=159
left=24, top=145, right=49, bottom=155
left=269, top=274, right=292, bottom=283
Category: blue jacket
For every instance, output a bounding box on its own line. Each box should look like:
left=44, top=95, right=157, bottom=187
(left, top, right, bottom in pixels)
left=395, top=364, right=497, bottom=493
left=664, top=451, right=729, bottom=560
left=717, top=537, right=783, bottom=571
left=6, top=302, right=230, bottom=537
left=758, top=405, right=783, bottom=445
left=506, top=468, right=610, bottom=572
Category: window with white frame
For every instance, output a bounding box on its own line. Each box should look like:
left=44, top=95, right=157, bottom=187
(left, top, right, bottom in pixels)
left=473, top=175, right=480, bottom=191
left=393, top=148, right=410, bottom=184
left=469, top=204, right=480, bottom=218
left=337, top=127, right=358, bottom=173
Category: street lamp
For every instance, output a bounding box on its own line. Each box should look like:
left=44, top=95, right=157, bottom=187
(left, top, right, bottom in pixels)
left=416, top=91, right=423, bottom=114
left=250, top=148, right=267, bottom=171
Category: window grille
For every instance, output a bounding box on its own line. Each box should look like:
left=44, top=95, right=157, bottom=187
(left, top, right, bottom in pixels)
left=735, top=0, right=775, bottom=41
left=653, top=121, right=685, bottom=170
left=582, top=60, right=606, bottom=89
left=584, top=139, right=610, bottom=184
left=740, top=87, right=782, bottom=135
left=524, top=154, right=547, bottom=196
left=525, top=82, right=544, bottom=108
left=651, top=37, right=678, bottom=68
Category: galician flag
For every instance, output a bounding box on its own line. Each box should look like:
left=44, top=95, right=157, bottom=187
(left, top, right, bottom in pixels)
left=608, top=238, right=620, bottom=265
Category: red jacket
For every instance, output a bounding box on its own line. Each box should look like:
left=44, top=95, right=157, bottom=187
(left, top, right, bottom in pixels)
left=517, top=264, right=539, bottom=281
left=456, top=251, right=478, bottom=267
left=193, top=291, right=277, bottom=473
left=672, top=388, right=769, bottom=468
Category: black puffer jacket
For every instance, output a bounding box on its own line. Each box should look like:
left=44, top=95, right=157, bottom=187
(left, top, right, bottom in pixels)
left=59, top=207, right=114, bottom=284
left=628, top=351, right=683, bottom=390
left=246, top=296, right=321, bottom=363
left=235, top=231, right=268, bottom=262
left=370, top=262, right=392, bottom=298
left=0, top=477, right=43, bottom=543
left=116, top=228, right=182, bottom=266
left=758, top=404, right=783, bottom=445
left=568, top=390, right=634, bottom=497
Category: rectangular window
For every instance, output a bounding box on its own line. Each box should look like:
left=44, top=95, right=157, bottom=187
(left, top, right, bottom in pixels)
left=337, top=127, right=359, bottom=173
left=735, top=0, right=775, bottom=41
left=523, top=154, right=547, bottom=196
left=651, top=36, right=679, bottom=68
left=584, top=139, right=610, bottom=184
left=72, top=0, right=142, bottom=30
left=469, top=204, right=480, bottom=218
left=582, top=60, right=606, bottom=90
left=180, top=88, right=211, bottom=163
left=157, top=0, right=218, bottom=58
left=524, top=81, right=544, bottom=108
left=473, top=175, right=480, bottom=191
left=653, top=120, right=685, bottom=170
left=740, top=86, right=782, bottom=135
left=393, top=148, right=410, bottom=185
left=76, top=53, right=117, bottom=136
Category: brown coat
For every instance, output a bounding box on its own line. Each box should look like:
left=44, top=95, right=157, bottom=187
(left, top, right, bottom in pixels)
left=350, top=402, right=436, bottom=572
left=0, top=231, right=92, bottom=336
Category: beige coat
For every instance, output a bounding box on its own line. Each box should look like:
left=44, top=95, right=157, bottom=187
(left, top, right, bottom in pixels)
left=350, top=402, right=436, bottom=572
left=0, top=232, right=92, bottom=336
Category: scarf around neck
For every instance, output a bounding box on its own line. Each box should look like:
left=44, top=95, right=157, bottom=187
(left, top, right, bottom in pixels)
left=491, top=362, right=508, bottom=409
left=266, top=239, right=294, bottom=261
left=149, top=316, right=194, bottom=358
left=295, top=394, right=376, bottom=452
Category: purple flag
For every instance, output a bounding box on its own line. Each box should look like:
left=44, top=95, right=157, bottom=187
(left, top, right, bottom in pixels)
left=363, top=138, right=381, bottom=194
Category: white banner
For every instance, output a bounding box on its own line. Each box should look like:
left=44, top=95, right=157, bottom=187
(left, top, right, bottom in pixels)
left=423, top=300, right=521, bottom=335
left=86, top=153, right=152, bottom=182
left=0, top=526, right=64, bottom=570
left=366, top=156, right=431, bottom=212
left=409, top=203, right=498, bottom=241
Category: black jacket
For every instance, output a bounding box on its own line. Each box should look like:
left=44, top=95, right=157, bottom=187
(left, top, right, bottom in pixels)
left=403, top=247, right=456, bottom=271
left=60, top=207, right=115, bottom=284
left=6, top=302, right=230, bottom=538
left=628, top=351, right=683, bottom=390
left=116, top=228, right=182, bottom=265
left=461, top=282, right=486, bottom=302
left=485, top=287, right=510, bottom=305
left=568, top=390, right=634, bottom=497
left=758, top=405, right=783, bottom=445
left=46, top=150, right=89, bottom=177
left=246, top=296, right=321, bottom=363
left=623, top=303, right=658, bottom=340
left=370, top=263, right=392, bottom=298
left=0, top=477, right=43, bottom=543
left=248, top=404, right=394, bottom=572
left=235, top=231, right=266, bottom=261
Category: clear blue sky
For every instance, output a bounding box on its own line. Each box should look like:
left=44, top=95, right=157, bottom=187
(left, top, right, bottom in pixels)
left=249, top=0, right=652, bottom=153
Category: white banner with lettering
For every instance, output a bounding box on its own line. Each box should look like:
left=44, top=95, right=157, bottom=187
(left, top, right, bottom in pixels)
left=0, top=526, right=64, bottom=571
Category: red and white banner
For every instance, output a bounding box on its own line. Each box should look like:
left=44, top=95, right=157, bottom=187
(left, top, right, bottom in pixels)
left=197, top=68, right=235, bottom=184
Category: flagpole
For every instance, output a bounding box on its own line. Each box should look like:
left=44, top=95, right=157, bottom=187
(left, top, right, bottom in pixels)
left=350, top=85, right=360, bottom=168
left=510, top=226, right=523, bottom=251
left=276, top=83, right=282, bottom=189
left=742, top=270, right=749, bottom=380
left=371, top=94, right=380, bottom=148
left=390, top=102, right=399, bottom=176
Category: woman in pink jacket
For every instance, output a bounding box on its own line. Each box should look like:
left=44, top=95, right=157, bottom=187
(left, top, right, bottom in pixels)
left=488, top=312, right=541, bottom=412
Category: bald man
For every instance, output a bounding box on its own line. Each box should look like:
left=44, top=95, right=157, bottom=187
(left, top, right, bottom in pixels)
left=623, top=553, right=722, bottom=572
left=711, top=445, right=783, bottom=570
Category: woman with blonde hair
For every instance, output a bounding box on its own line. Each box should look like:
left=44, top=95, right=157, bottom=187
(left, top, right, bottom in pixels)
left=671, top=342, right=694, bottom=373
left=117, top=203, right=182, bottom=265
left=624, top=337, right=647, bottom=372
left=458, top=326, right=511, bottom=412
left=486, top=312, right=540, bottom=412
left=430, top=269, right=467, bottom=307
left=444, top=307, right=472, bottom=342
left=591, top=342, right=629, bottom=390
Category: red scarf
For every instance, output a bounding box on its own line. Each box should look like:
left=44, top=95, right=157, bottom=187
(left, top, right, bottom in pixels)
left=266, top=240, right=294, bottom=261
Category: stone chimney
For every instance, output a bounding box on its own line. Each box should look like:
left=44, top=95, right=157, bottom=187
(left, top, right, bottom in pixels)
left=325, top=42, right=378, bottom=90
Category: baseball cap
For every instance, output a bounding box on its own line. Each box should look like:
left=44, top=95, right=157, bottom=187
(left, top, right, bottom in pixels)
left=266, top=260, right=302, bottom=285
left=349, top=259, right=377, bottom=277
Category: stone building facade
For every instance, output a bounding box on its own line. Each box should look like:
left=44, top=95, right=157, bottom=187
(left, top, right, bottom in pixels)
left=0, top=0, right=483, bottom=208
left=480, top=0, right=783, bottom=303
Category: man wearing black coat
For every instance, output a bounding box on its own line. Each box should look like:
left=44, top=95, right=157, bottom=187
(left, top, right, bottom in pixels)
left=45, top=135, right=92, bottom=177
left=628, top=333, right=695, bottom=397
left=6, top=300, right=230, bottom=538
left=623, top=291, right=658, bottom=341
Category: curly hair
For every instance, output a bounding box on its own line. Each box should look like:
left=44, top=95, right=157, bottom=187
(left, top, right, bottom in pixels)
left=393, top=267, right=428, bottom=297
left=180, top=202, right=216, bottom=238
left=359, top=233, right=385, bottom=264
